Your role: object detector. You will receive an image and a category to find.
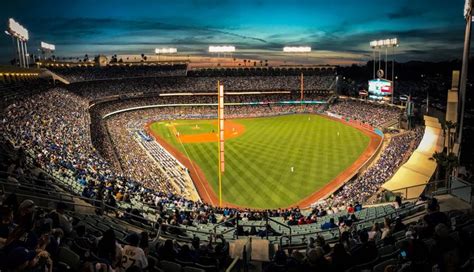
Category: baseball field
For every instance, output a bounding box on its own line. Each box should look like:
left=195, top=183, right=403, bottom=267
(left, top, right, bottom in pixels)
left=148, top=114, right=374, bottom=209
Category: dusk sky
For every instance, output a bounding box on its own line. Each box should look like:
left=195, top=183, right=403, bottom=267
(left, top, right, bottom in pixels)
left=0, top=0, right=467, bottom=65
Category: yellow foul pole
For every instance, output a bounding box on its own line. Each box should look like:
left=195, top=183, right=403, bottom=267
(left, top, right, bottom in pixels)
left=217, top=81, right=224, bottom=206
left=300, top=72, right=304, bottom=111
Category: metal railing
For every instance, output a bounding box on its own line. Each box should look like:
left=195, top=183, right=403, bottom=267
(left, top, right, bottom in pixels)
left=380, top=177, right=473, bottom=204
left=225, top=237, right=251, bottom=272
left=6, top=153, right=461, bottom=249
left=1, top=175, right=432, bottom=250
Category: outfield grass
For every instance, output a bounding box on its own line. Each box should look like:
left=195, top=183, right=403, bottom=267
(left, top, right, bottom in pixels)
left=150, top=114, right=369, bottom=209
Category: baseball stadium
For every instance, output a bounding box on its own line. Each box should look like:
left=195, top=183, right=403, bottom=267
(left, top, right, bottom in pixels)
left=0, top=1, right=473, bottom=272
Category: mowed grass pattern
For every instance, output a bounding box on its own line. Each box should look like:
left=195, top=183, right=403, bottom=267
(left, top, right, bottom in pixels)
left=150, top=114, right=369, bottom=209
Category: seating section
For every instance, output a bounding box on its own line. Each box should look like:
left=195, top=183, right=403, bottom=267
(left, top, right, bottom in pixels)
left=47, top=64, right=188, bottom=82
left=1, top=69, right=472, bottom=271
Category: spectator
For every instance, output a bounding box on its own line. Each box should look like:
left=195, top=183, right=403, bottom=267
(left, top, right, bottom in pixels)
left=422, top=198, right=449, bottom=236
left=347, top=204, right=354, bottom=213
left=330, top=243, right=353, bottom=271
left=138, top=232, right=149, bottom=256
left=121, top=233, right=148, bottom=271
left=4, top=247, right=37, bottom=272
left=49, top=202, right=73, bottom=234
left=97, top=229, right=122, bottom=269
left=381, top=217, right=392, bottom=241
left=368, top=223, right=381, bottom=242
left=156, top=239, right=177, bottom=262
left=350, top=231, right=377, bottom=265
left=321, top=218, right=337, bottom=230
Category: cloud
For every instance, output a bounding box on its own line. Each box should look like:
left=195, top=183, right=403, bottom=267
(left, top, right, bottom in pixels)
left=0, top=2, right=466, bottom=65
left=27, top=17, right=268, bottom=45
left=387, top=5, right=422, bottom=20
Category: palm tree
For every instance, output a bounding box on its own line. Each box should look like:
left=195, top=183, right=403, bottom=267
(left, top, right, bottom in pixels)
left=430, top=151, right=446, bottom=190
left=430, top=151, right=459, bottom=190
left=444, top=121, right=456, bottom=154
left=445, top=152, right=459, bottom=187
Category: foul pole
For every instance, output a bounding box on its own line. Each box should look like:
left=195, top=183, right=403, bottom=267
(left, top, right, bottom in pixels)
left=217, top=81, right=225, bottom=206
left=300, top=72, right=304, bottom=110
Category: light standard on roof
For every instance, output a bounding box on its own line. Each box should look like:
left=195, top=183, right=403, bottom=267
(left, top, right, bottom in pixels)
left=155, top=47, right=177, bottom=63
left=40, top=41, right=56, bottom=61
left=208, top=45, right=235, bottom=59
left=370, top=38, right=399, bottom=104
left=4, top=30, right=16, bottom=65
left=6, top=18, right=29, bottom=68
left=283, top=46, right=312, bottom=106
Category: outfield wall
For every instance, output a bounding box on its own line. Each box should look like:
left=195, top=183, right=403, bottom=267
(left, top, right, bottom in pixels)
left=101, top=101, right=327, bottom=119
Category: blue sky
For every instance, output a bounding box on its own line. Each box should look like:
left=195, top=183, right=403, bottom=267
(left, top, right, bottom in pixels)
left=0, top=0, right=467, bottom=64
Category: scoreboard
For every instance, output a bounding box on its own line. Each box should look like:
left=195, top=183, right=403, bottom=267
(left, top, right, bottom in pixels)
left=368, top=79, right=392, bottom=97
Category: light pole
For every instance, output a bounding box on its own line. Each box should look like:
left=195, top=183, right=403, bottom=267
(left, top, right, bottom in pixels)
left=4, top=31, right=16, bottom=65
left=7, top=18, right=29, bottom=68
left=370, top=38, right=398, bottom=104
left=458, top=0, right=472, bottom=160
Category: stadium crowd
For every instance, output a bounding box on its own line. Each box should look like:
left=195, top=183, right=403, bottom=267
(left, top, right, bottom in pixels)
left=1, top=162, right=473, bottom=272
left=0, top=88, right=328, bottom=218
left=105, top=114, right=185, bottom=196
left=2, top=77, right=473, bottom=272
left=47, top=64, right=188, bottom=82
left=67, top=74, right=334, bottom=100
left=0, top=86, right=421, bottom=225
left=315, top=128, right=425, bottom=212
left=263, top=197, right=474, bottom=272
left=328, top=99, right=402, bottom=127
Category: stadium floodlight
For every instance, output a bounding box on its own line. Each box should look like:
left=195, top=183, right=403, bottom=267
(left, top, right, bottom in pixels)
left=283, top=46, right=311, bottom=53
left=8, top=18, right=29, bottom=41
left=41, top=41, right=55, bottom=51
left=209, top=45, right=235, bottom=53
left=370, top=38, right=398, bottom=48
left=155, top=47, right=177, bottom=54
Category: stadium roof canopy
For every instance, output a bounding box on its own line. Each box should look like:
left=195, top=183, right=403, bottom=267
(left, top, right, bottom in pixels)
left=382, top=116, right=444, bottom=199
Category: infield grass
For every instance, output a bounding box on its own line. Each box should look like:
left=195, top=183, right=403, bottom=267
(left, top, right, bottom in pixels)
left=150, top=114, right=369, bottom=209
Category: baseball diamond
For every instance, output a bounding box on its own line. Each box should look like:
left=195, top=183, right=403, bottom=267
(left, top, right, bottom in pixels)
left=147, top=114, right=381, bottom=209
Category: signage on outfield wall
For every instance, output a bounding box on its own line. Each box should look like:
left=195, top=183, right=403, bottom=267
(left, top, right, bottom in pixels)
left=103, top=101, right=328, bottom=119
left=326, top=112, right=343, bottom=119
left=279, top=101, right=327, bottom=104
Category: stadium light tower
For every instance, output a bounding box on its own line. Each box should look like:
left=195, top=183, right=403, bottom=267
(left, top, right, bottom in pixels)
left=209, top=45, right=235, bottom=58
left=6, top=18, right=29, bottom=68
left=4, top=30, right=16, bottom=64
left=40, top=41, right=56, bottom=60
left=282, top=46, right=312, bottom=104
left=370, top=38, right=398, bottom=104
left=155, top=47, right=177, bottom=62
left=283, top=46, right=311, bottom=53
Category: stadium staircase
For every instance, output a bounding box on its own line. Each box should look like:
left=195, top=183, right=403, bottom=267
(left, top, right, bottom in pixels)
left=41, top=69, right=70, bottom=84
